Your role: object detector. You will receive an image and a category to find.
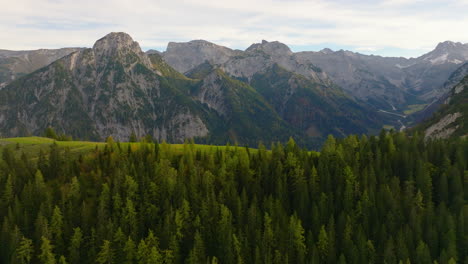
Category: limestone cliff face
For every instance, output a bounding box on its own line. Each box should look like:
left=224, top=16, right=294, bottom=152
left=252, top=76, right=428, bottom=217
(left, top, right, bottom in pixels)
left=424, top=112, right=462, bottom=140
left=194, top=71, right=230, bottom=117
left=163, top=40, right=241, bottom=74
left=0, top=32, right=208, bottom=142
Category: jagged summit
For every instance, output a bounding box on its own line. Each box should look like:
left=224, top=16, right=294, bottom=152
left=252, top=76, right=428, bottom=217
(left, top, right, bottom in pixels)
left=166, top=40, right=232, bottom=52
left=93, top=32, right=136, bottom=50
left=320, top=48, right=334, bottom=54
left=246, top=40, right=293, bottom=56
left=92, top=32, right=151, bottom=67
left=435, top=40, right=466, bottom=51
left=163, top=39, right=238, bottom=73
left=419, top=40, right=468, bottom=66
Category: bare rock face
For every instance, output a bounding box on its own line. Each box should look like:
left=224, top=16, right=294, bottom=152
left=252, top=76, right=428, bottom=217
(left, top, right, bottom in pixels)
left=222, top=40, right=331, bottom=85
left=194, top=71, right=230, bottom=117
left=163, top=40, right=240, bottom=73
left=424, top=112, right=462, bottom=140
left=246, top=40, right=293, bottom=56
left=93, top=32, right=152, bottom=69
left=163, top=39, right=331, bottom=86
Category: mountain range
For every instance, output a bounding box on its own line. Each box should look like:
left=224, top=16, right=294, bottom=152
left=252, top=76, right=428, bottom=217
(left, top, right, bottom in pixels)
left=0, top=32, right=467, bottom=145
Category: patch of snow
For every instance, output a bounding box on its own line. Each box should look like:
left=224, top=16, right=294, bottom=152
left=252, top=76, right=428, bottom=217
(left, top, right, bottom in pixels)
left=429, top=53, right=448, bottom=65
left=395, top=63, right=412, bottom=69
left=449, top=59, right=463, bottom=64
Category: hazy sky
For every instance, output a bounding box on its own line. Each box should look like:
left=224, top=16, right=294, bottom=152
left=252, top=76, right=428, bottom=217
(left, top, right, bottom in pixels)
left=2, top=0, right=468, bottom=57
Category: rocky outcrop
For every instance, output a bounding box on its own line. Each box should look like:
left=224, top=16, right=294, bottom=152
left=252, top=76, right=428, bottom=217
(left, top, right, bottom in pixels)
left=163, top=40, right=241, bottom=73
left=194, top=71, right=230, bottom=117
left=424, top=112, right=462, bottom=139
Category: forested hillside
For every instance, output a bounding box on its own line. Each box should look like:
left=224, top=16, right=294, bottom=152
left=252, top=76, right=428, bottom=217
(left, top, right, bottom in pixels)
left=0, top=133, right=467, bottom=264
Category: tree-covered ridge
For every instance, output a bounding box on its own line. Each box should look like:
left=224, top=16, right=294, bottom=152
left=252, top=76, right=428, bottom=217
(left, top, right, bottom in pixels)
left=0, top=133, right=467, bottom=264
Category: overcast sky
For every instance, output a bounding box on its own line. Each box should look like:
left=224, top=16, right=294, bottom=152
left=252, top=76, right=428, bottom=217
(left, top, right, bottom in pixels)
left=1, top=0, right=467, bottom=58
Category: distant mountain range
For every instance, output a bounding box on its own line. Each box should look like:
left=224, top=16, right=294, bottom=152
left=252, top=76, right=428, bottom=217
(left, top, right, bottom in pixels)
left=162, top=39, right=468, bottom=110
left=0, top=48, right=82, bottom=88
left=0, top=33, right=467, bottom=145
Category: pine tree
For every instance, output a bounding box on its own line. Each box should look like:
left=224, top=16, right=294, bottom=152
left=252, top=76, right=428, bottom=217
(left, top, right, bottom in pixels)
left=317, top=226, right=329, bottom=262
left=68, top=227, right=82, bottom=264
left=39, top=236, right=56, bottom=264
left=187, top=231, right=206, bottom=264
left=15, top=236, right=33, bottom=264
left=96, top=240, right=114, bottom=264
left=50, top=206, right=64, bottom=252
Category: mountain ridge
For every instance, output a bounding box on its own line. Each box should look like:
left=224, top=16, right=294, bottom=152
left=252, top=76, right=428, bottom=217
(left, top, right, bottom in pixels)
left=0, top=32, right=385, bottom=147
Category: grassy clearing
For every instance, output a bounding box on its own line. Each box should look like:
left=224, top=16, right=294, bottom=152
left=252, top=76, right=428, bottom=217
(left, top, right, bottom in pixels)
left=0, top=137, right=319, bottom=160
left=404, top=104, right=427, bottom=115
left=0, top=137, right=258, bottom=158
left=0, top=137, right=105, bottom=158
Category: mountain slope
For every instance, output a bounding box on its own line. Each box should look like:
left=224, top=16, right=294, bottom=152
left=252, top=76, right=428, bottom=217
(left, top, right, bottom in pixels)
left=0, top=33, right=210, bottom=142
left=414, top=62, right=468, bottom=122
left=164, top=40, right=385, bottom=137
left=0, top=48, right=82, bottom=88
left=250, top=64, right=383, bottom=137
left=187, top=64, right=300, bottom=145
left=417, top=74, right=468, bottom=140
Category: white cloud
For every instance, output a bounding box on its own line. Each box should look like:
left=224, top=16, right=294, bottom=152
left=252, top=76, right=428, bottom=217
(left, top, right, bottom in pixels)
left=0, top=0, right=467, bottom=57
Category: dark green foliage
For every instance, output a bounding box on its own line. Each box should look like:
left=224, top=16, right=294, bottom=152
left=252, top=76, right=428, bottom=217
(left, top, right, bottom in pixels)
left=0, top=133, right=466, bottom=263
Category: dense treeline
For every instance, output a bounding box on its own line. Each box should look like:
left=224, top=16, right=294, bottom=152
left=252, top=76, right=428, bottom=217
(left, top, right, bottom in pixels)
left=0, top=132, right=467, bottom=264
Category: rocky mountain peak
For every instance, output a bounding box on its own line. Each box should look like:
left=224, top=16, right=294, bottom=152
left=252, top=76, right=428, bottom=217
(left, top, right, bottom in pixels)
left=92, top=32, right=151, bottom=67
left=320, top=48, right=334, bottom=54
left=434, top=41, right=464, bottom=51
left=93, top=32, right=136, bottom=51
left=163, top=40, right=238, bottom=73
left=166, top=40, right=231, bottom=52
left=420, top=40, right=468, bottom=65
left=246, top=40, right=293, bottom=56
